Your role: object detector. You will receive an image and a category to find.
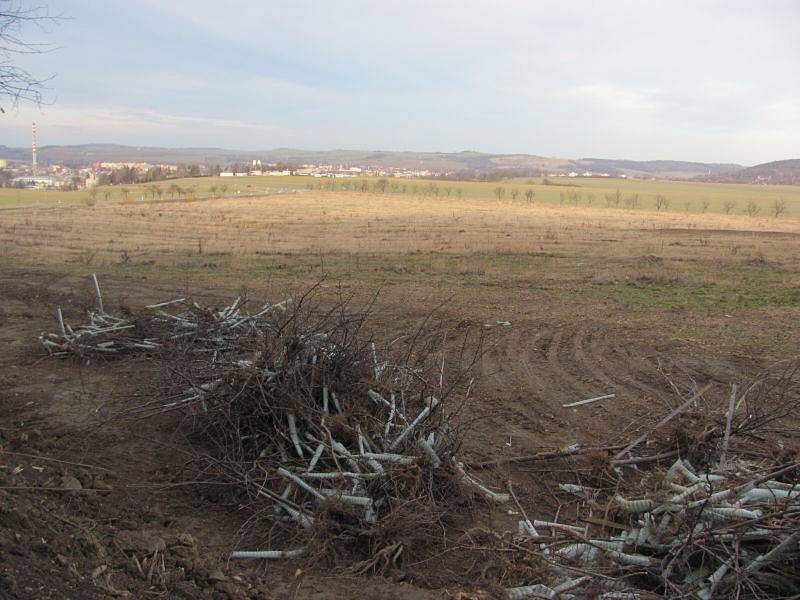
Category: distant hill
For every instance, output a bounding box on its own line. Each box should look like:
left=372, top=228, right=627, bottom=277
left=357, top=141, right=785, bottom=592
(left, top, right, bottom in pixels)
left=0, top=143, right=744, bottom=179
left=698, top=159, right=800, bottom=185
left=575, top=158, right=741, bottom=179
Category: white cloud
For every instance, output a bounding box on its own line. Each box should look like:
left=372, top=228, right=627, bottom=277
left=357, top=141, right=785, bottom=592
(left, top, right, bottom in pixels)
left=758, top=98, right=800, bottom=128
left=557, top=84, right=664, bottom=114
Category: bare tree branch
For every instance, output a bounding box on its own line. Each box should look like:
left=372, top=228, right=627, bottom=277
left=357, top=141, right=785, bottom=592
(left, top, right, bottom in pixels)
left=0, top=2, right=60, bottom=110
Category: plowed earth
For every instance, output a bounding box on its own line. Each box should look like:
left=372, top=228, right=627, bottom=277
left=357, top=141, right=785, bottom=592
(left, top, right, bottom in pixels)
left=1, top=194, right=798, bottom=598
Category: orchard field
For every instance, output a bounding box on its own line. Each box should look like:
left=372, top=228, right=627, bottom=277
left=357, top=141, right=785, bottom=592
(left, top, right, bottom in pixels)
left=3, top=173, right=800, bottom=219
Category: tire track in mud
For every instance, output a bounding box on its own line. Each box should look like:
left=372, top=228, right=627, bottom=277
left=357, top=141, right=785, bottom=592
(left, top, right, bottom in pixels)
left=655, top=353, right=745, bottom=396
left=479, top=325, right=657, bottom=446
left=475, top=323, right=708, bottom=448
left=571, top=328, right=618, bottom=393
left=585, top=330, right=669, bottom=402
left=545, top=330, right=596, bottom=400
left=480, top=327, right=561, bottom=443
left=485, top=326, right=623, bottom=408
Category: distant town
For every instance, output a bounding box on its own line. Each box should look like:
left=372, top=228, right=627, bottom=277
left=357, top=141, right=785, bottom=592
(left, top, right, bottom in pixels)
left=0, top=156, right=628, bottom=191
left=3, top=124, right=747, bottom=191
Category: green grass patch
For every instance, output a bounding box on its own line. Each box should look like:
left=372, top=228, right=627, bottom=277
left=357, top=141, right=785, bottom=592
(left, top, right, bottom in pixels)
left=604, top=277, right=800, bottom=310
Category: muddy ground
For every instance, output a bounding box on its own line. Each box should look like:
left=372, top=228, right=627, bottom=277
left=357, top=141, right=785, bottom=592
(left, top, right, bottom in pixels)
left=0, top=265, right=791, bottom=599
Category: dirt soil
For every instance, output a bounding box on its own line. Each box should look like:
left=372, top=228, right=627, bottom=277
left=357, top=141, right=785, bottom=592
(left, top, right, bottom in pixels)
left=0, top=266, right=788, bottom=599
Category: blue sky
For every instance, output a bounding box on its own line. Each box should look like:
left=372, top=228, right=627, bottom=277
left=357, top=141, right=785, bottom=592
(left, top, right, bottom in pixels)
left=1, top=0, right=799, bottom=164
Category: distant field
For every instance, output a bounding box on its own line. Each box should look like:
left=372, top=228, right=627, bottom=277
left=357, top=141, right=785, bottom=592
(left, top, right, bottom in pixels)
left=2, top=187, right=800, bottom=538
left=0, top=186, right=86, bottom=206
left=2, top=190, right=799, bottom=360
left=0, top=177, right=302, bottom=207
left=1, top=174, right=799, bottom=219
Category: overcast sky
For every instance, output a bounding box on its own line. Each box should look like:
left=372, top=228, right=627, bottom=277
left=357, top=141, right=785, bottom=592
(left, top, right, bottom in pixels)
left=1, top=0, right=798, bottom=164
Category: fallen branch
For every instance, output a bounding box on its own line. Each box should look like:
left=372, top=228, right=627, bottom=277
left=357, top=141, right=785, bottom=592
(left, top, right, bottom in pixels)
left=613, top=383, right=713, bottom=461
left=562, top=393, right=615, bottom=408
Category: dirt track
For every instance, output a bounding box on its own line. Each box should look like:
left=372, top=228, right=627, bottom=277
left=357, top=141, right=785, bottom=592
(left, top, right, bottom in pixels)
left=0, top=265, right=780, bottom=598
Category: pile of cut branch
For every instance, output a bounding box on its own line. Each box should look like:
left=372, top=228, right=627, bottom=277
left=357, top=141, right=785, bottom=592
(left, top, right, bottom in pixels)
left=499, top=370, right=800, bottom=600
left=41, top=277, right=495, bottom=572
left=507, top=457, right=800, bottom=599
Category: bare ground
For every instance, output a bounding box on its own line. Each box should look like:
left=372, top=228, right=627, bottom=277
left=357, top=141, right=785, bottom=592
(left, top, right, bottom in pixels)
left=0, top=264, right=785, bottom=599
left=1, top=194, right=797, bottom=598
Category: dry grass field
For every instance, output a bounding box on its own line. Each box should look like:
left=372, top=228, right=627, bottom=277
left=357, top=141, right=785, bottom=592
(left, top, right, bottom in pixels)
left=2, top=190, right=799, bottom=352
left=4, top=173, right=800, bottom=219
left=1, top=190, right=799, bottom=597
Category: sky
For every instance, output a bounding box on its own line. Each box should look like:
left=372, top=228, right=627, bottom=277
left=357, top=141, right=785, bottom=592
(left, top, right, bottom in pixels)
left=1, top=0, right=799, bottom=165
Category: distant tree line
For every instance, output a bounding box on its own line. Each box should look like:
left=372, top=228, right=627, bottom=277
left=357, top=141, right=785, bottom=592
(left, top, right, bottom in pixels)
left=95, top=161, right=302, bottom=188
left=214, top=162, right=298, bottom=174
left=98, top=164, right=205, bottom=186
left=303, top=178, right=542, bottom=205
left=436, top=168, right=547, bottom=182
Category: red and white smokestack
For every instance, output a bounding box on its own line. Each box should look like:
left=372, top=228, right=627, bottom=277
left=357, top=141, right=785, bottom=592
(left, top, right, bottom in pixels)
left=32, top=121, right=38, bottom=171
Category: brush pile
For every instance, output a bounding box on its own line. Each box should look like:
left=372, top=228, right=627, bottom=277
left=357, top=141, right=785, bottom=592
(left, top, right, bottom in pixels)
left=509, top=458, right=800, bottom=599
left=38, top=275, right=292, bottom=359
left=502, top=373, right=800, bottom=600
left=41, top=277, right=492, bottom=571
left=42, top=277, right=799, bottom=593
